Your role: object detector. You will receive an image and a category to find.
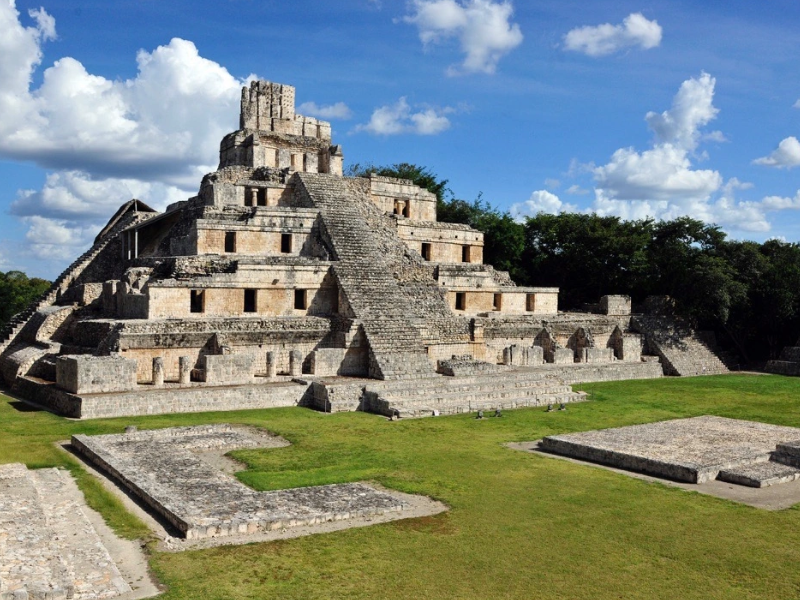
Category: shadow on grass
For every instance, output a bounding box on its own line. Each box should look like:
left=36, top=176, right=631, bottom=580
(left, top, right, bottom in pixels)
left=9, top=400, right=42, bottom=412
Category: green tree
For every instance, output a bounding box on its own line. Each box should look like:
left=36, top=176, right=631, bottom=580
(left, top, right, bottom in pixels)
left=0, top=271, right=51, bottom=328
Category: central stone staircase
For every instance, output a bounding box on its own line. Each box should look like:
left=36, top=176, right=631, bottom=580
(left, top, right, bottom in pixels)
left=296, top=173, right=445, bottom=379
left=364, top=371, right=587, bottom=417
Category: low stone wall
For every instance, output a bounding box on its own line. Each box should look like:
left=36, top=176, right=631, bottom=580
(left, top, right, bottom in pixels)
left=17, top=376, right=308, bottom=419
left=56, top=355, right=138, bottom=394
left=518, top=360, right=663, bottom=384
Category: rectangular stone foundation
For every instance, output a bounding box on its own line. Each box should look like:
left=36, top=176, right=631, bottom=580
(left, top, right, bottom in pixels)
left=540, top=416, right=800, bottom=483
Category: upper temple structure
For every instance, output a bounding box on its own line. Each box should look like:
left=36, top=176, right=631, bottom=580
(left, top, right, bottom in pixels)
left=0, top=80, right=733, bottom=419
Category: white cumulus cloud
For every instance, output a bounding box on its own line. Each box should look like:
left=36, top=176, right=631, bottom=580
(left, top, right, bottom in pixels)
left=403, top=0, right=523, bottom=75
left=354, top=97, right=453, bottom=135
left=525, top=74, right=800, bottom=234
left=0, top=1, right=257, bottom=273
left=753, top=136, right=800, bottom=169
left=297, top=101, right=353, bottom=120
left=509, top=190, right=578, bottom=220
left=563, top=12, right=662, bottom=57
left=594, top=73, right=722, bottom=204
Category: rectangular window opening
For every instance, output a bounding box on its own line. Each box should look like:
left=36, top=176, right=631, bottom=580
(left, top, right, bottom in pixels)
left=224, top=231, right=236, bottom=253
left=190, top=290, right=205, bottom=313
left=244, top=289, right=257, bottom=313
left=455, top=292, right=466, bottom=311
left=421, top=243, right=432, bottom=261
left=281, top=233, right=293, bottom=254
left=526, top=294, right=536, bottom=312
left=294, top=289, right=307, bottom=310
left=462, top=245, right=471, bottom=263
left=257, top=188, right=267, bottom=206
left=245, top=187, right=254, bottom=207
left=493, top=293, right=502, bottom=311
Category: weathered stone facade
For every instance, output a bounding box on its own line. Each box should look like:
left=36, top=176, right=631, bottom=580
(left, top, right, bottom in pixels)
left=0, top=79, right=731, bottom=418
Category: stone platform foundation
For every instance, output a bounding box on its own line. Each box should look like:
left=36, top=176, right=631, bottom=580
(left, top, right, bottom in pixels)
left=540, top=416, right=800, bottom=487
left=72, top=425, right=416, bottom=540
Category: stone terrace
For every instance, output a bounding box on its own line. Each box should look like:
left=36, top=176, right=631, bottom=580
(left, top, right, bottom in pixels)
left=72, top=425, right=412, bottom=540
left=0, top=463, right=130, bottom=600
left=540, top=416, right=800, bottom=484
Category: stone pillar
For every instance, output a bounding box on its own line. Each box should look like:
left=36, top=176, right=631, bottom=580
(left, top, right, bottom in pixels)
left=266, top=352, right=277, bottom=378
left=289, top=350, right=302, bottom=377
left=250, top=188, right=258, bottom=207
left=179, top=356, right=192, bottom=385
left=152, top=357, right=165, bottom=387
left=502, top=346, right=513, bottom=366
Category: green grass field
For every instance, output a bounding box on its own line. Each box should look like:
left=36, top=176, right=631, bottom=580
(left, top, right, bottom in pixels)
left=3, top=374, right=800, bottom=599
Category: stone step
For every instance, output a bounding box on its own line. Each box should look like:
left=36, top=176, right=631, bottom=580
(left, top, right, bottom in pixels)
left=717, top=461, right=800, bottom=488
left=380, top=385, right=577, bottom=409
left=375, top=391, right=584, bottom=418
left=370, top=377, right=566, bottom=399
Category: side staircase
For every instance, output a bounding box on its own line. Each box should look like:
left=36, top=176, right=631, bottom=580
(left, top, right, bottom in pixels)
left=631, top=315, right=729, bottom=376
left=364, top=371, right=587, bottom=417
left=0, top=206, right=153, bottom=361
left=0, top=239, right=111, bottom=358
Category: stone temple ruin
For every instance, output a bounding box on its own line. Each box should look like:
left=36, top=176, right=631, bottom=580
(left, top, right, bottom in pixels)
left=0, top=80, right=732, bottom=419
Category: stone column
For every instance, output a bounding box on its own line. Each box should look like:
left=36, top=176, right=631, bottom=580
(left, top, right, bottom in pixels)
left=152, top=357, right=165, bottom=387
left=266, top=352, right=276, bottom=378
left=179, top=356, right=192, bottom=385
left=289, top=350, right=302, bottom=377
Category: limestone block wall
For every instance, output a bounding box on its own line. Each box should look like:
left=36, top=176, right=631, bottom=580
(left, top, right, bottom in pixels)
left=240, top=81, right=296, bottom=130
left=56, top=355, right=138, bottom=394
left=366, top=175, right=437, bottom=221
left=310, top=346, right=368, bottom=377
left=426, top=341, right=487, bottom=363
left=445, top=289, right=559, bottom=316
left=201, top=354, right=256, bottom=385
left=396, top=221, right=484, bottom=264
left=196, top=225, right=314, bottom=257
left=146, top=283, right=337, bottom=319
left=201, top=182, right=295, bottom=208
left=144, top=264, right=337, bottom=319
left=601, top=295, right=632, bottom=316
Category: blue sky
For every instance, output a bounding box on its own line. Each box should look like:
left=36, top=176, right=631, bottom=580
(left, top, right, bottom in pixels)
left=1, top=0, right=799, bottom=278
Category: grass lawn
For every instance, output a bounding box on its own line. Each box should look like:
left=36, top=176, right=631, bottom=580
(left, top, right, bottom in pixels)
left=3, top=374, right=800, bottom=599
